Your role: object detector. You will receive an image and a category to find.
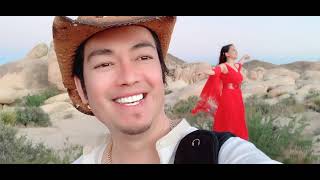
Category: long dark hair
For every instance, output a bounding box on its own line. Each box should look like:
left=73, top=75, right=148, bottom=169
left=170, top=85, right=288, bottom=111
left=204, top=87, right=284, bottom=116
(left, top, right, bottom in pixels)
left=218, top=44, right=233, bottom=65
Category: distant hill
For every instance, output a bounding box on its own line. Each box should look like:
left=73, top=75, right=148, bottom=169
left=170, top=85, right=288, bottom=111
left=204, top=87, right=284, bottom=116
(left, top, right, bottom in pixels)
left=165, top=54, right=186, bottom=69
left=243, top=60, right=277, bottom=71
left=280, top=61, right=320, bottom=73
left=243, top=59, right=320, bottom=73
left=166, top=54, right=186, bottom=64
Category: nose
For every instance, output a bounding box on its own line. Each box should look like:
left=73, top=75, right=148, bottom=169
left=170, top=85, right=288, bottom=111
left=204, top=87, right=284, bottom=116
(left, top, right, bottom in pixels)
left=116, top=59, right=140, bottom=87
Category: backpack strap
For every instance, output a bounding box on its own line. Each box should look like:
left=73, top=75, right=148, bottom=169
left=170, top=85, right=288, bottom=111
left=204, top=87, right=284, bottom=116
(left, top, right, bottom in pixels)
left=215, top=131, right=236, bottom=152
left=174, top=130, right=235, bottom=164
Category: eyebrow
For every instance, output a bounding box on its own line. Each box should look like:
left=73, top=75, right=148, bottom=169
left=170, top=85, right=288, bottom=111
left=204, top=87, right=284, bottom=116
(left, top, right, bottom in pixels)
left=87, top=49, right=113, bottom=63
left=86, top=41, right=156, bottom=63
left=131, top=41, right=156, bottom=51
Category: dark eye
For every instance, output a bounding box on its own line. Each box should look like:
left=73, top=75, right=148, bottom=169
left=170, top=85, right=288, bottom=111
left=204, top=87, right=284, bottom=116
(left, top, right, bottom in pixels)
left=138, top=56, right=153, bottom=61
left=94, top=63, right=113, bottom=69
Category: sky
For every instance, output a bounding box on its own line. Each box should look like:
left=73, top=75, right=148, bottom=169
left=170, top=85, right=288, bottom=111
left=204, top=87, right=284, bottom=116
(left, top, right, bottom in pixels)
left=0, top=16, right=320, bottom=65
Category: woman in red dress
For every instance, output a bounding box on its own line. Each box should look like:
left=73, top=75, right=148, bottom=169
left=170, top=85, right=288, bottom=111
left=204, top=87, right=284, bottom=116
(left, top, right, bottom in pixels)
left=192, top=44, right=250, bottom=140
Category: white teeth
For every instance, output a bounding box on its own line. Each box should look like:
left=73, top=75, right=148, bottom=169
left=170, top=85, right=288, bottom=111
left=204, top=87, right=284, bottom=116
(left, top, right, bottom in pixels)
left=125, top=101, right=140, bottom=106
left=115, top=94, right=144, bottom=104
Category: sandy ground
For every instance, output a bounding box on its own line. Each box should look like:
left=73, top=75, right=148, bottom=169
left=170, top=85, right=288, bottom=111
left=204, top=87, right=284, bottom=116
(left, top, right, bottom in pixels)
left=17, top=105, right=109, bottom=150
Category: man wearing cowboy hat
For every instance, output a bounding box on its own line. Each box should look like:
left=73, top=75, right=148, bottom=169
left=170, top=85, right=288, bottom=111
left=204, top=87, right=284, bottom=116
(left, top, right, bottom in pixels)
left=53, top=16, right=280, bottom=164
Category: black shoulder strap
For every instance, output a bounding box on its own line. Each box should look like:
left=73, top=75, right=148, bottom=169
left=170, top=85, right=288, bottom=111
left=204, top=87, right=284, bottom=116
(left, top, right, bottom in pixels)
left=215, top=131, right=236, bottom=152
left=174, top=130, right=235, bottom=164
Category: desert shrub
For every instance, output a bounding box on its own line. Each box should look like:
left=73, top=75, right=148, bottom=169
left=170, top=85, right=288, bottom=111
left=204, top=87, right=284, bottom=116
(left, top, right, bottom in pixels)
left=166, top=96, right=212, bottom=130
left=17, top=87, right=60, bottom=107
left=0, top=122, right=82, bottom=164
left=15, top=107, right=51, bottom=127
left=246, top=98, right=317, bottom=164
left=0, top=110, right=16, bottom=125
left=305, top=90, right=320, bottom=113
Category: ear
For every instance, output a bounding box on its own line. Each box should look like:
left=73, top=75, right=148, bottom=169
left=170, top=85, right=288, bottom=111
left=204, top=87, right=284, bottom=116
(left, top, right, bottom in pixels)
left=74, top=76, right=89, bottom=105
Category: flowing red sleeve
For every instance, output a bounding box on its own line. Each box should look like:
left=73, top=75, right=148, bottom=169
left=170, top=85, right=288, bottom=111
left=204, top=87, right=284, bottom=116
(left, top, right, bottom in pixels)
left=191, top=66, right=221, bottom=115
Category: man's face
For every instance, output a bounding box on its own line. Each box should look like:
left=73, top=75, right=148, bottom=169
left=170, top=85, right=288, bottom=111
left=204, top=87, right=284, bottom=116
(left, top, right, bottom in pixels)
left=75, top=26, right=165, bottom=135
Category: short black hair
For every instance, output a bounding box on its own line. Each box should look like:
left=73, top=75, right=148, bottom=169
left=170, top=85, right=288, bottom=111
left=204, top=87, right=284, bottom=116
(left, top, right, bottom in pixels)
left=73, top=28, right=169, bottom=96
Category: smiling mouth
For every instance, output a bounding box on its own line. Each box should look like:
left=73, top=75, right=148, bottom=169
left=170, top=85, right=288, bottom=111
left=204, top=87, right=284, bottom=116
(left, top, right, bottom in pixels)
left=113, top=93, right=147, bottom=106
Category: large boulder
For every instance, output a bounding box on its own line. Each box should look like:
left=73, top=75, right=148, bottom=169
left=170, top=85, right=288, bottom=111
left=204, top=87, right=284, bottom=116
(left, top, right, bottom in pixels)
left=263, top=67, right=300, bottom=81
left=171, top=62, right=212, bottom=84
left=301, top=70, right=320, bottom=81
left=0, top=58, right=49, bottom=103
left=242, top=70, right=296, bottom=98
left=294, top=84, right=320, bottom=102
left=301, top=111, right=320, bottom=136
left=44, top=93, right=71, bottom=105
left=249, top=71, right=258, bottom=80
left=165, top=79, right=207, bottom=107
left=296, top=71, right=320, bottom=88
left=0, top=59, right=49, bottom=90
left=0, top=88, right=18, bottom=104
left=262, top=91, right=292, bottom=106
left=267, top=85, right=296, bottom=98
left=48, top=42, right=66, bottom=91
left=166, top=78, right=188, bottom=91
left=0, top=88, right=30, bottom=104
left=248, top=67, right=266, bottom=81
left=26, top=43, right=49, bottom=59
left=263, top=76, right=296, bottom=89
left=41, top=102, right=74, bottom=115
left=242, top=81, right=268, bottom=96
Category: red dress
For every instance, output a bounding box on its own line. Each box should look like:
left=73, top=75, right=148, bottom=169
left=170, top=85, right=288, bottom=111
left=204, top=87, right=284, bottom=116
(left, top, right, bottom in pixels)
left=191, top=63, right=249, bottom=140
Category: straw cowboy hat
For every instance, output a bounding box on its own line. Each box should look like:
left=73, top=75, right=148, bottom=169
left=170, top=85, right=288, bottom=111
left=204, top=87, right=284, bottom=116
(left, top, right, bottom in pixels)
left=53, top=16, right=177, bottom=115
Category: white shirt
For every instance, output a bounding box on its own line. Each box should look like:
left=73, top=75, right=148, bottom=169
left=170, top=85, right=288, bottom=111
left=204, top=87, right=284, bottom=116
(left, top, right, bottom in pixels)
left=73, top=119, right=281, bottom=164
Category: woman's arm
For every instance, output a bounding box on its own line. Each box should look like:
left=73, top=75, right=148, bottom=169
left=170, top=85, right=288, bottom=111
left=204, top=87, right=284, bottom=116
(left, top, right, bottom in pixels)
left=203, top=66, right=215, bottom=76
left=238, top=54, right=250, bottom=65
